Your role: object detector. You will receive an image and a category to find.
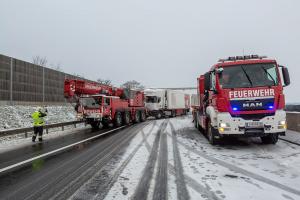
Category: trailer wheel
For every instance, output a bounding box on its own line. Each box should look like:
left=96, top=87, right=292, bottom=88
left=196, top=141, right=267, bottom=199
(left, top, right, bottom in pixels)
left=91, top=121, right=100, bottom=130
left=123, top=111, right=130, bottom=125
left=140, top=110, right=146, bottom=122
left=114, top=112, right=123, bottom=127
left=134, top=111, right=141, bottom=123
left=207, top=122, right=219, bottom=145
left=261, top=133, right=278, bottom=144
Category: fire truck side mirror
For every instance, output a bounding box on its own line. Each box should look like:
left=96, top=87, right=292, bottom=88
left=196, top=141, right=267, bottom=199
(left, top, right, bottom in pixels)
left=204, top=72, right=211, bottom=91
left=280, top=66, right=290, bottom=87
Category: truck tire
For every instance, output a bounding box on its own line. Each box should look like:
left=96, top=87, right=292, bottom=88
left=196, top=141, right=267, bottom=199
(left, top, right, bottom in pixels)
left=156, top=111, right=163, bottom=119
left=123, top=111, right=130, bottom=125
left=172, top=110, right=176, bottom=118
left=207, top=122, right=219, bottom=145
left=133, top=111, right=141, bottom=123
left=261, top=133, right=279, bottom=144
left=102, top=122, right=109, bottom=129
left=91, top=121, right=100, bottom=130
left=114, top=112, right=123, bottom=127
left=140, top=110, right=146, bottom=122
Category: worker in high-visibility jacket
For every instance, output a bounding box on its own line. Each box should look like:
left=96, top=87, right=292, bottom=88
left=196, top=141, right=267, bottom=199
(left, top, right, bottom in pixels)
left=31, top=107, right=48, bottom=142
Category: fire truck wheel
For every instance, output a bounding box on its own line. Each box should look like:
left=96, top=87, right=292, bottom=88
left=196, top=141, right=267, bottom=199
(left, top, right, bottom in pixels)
left=134, top=111, right=141, bottom=123
left=91, top=121, right=100, bottom=130
left=261, top=133, right=279, bottom=144
left=207, top=122, right=218, bottom=145
left=140, top=110, right=146, bottom=122
left=114, top=112, right=123, bottom=127
left=123, top=112, right=130, bottom=125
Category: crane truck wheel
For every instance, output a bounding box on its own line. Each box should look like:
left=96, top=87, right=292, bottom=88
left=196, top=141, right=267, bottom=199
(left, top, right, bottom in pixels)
left=123, top=111, right=130, bottom=125
left=114, top=112, right=123, bottom=127
left=133, top=111, right=141, bottom=123
left=140, top=110, right=146, bottom=122
left=261, top=133, right=279, bottom=144
left=91, top=121, right=100, bottom=130
left=207, top=121, right=219, bottom=145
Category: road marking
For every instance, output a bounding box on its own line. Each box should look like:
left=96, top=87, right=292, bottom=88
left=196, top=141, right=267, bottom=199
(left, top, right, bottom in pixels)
left=0, top=126, right=126, bottom=174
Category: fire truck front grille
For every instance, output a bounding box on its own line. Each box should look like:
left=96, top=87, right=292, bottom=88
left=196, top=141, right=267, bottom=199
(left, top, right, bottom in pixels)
left=231, top=113, right=275, bottom=120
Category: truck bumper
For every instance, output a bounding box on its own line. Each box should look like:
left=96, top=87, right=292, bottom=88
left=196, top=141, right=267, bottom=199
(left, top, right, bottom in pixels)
left=216, top=110, right=287, bottom=136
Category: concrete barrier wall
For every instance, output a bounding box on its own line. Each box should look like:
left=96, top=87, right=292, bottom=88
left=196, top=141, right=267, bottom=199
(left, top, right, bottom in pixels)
left=287, top=112, right=300, bottom=132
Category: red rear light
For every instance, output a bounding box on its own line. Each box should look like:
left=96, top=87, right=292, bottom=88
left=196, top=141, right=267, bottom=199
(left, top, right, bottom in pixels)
left=217, top=98, right=227, bottom=112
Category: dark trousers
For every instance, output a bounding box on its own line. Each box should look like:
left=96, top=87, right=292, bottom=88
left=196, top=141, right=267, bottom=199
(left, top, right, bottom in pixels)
left=33, top=126, right=43, bottom=140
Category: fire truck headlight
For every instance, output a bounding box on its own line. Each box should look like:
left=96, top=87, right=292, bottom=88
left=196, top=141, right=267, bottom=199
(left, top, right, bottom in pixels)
left=219, top=122, right=230, bottom=128
left=278, top=120, right=287, bottom=129
left=232, top=107, right=238, bottom=111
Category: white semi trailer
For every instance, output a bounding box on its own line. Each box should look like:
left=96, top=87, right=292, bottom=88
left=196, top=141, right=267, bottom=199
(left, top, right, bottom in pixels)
left=145, top=89, right=190, bottom=119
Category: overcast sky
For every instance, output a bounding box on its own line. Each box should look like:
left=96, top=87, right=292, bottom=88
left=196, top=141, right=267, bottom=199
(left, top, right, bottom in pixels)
left=1, top=0, right=300, bottom=102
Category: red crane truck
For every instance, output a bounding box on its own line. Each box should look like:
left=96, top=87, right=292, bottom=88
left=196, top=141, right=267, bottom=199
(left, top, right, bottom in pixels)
left=193, top=55, right=290, bottom=145
left=64, top=79, right=147, bottom=129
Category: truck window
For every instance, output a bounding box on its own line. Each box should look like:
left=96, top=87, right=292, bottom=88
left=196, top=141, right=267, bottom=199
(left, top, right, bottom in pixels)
left=146, top=96, right=159, bottom=103
left=80, top=97, right=102, bottom=108
left=105, top=98, right=110, bottom=106
left=219, top=63, right=278, bottom=88
left=211, top=72, right=216, bottom=91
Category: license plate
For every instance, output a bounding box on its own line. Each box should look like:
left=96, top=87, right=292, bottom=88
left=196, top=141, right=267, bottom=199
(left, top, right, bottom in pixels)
left=245, top=121, right=263, bottom=128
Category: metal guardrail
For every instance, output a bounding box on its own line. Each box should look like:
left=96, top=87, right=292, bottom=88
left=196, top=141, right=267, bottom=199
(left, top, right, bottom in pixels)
left=0, top=121, right=85, bottom=138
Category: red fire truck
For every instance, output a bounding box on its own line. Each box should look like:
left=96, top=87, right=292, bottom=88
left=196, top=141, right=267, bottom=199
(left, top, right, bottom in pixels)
left=64, top=79, right=147, bottom=129
left=193, top=55, right=290, bottom=145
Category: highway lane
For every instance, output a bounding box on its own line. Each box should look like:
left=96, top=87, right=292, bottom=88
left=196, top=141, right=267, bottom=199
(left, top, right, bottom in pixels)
left=0, top=121, right=151, bottom=200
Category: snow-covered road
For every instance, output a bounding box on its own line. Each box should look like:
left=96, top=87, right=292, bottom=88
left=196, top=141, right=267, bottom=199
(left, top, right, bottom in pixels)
left=71, top=116, right=300, bottom=200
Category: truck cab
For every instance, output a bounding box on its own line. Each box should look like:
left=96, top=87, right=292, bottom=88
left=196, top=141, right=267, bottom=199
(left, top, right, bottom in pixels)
left=194, top=55, right=290, bottom=145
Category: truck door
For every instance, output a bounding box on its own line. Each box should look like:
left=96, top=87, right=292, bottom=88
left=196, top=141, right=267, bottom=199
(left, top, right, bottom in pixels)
left=103, top=97, right=111, bottom=116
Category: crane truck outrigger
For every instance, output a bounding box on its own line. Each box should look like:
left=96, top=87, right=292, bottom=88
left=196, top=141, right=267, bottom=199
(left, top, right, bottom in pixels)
left=193, top=55, right=290, bottom=145
left=64, top=79, right=147, bottom=129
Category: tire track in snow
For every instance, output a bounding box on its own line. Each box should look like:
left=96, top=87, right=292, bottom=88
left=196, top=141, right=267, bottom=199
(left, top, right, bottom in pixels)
left=142, top=120, right=218, bottom=199
left=152, top=131, right=168, bottom=200
left=132, top=120, right=168, bottom=200
left=92, top=121, right=157, bottom=200
left=169, top=122, right=190, bottom=200
left=175, top=135, right=300, bottom=197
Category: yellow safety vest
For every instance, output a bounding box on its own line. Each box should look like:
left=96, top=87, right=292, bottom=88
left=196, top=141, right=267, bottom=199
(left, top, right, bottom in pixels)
left=32, top=111, right=46, bottom=127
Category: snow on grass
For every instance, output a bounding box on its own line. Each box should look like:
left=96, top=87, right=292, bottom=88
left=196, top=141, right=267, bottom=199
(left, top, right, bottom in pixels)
left=0, top=105, right=76, bottom=130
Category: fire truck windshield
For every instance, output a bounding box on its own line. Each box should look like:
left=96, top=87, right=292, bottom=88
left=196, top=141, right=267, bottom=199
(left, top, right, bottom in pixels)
left=80, top=97, right=102, bottom=108
left=219, top=63, right=278, bottom=89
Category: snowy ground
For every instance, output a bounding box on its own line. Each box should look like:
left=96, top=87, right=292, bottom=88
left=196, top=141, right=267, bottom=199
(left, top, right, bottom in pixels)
left=70, top=116, right=300, bottom=200
left=0, top=105, right=76, bottom=130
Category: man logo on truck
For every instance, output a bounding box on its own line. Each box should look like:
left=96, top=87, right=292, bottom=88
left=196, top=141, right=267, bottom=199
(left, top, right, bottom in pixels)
left=242, top=102, right=263, bottom=108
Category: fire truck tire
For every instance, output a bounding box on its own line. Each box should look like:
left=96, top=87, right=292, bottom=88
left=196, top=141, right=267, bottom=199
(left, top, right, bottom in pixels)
left=207, top=122, right=219, bottom=145
left=134, top=111, right=141, bottom=123
left=123, top=112, right=130, bottom=125
left=114, top=112, right=123, bottom=127
left=140, top=110, right=146, bottom=122
left=261, top=133, right=279, bottom=144
left=91, top=121, right=100, bottom=130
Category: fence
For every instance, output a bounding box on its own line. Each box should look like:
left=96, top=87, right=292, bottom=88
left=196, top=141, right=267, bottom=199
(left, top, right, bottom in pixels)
left=0, top=54, right=88, bottom=104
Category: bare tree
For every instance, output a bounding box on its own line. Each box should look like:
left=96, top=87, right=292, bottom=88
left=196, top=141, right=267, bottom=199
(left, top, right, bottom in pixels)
left=50, top=62, right=63, bottom=72
left=97, top=78, right=112, bottom=86
left=32, top=56, right=47, bottom=66
left=121, top=80, right=145, bottom=90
